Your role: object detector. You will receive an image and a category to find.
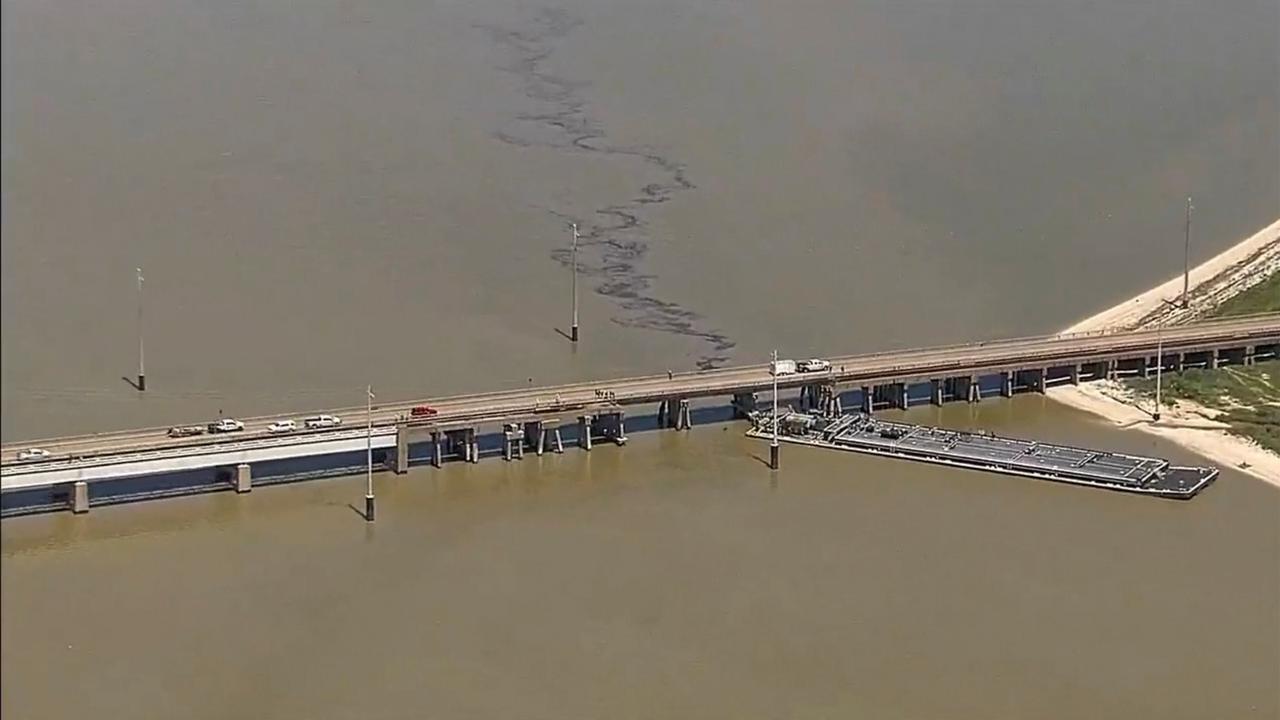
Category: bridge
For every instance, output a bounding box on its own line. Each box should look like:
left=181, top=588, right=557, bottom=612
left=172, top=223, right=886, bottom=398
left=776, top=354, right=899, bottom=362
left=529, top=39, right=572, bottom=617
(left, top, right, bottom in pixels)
left=3, top=313, right=1277, bottom=514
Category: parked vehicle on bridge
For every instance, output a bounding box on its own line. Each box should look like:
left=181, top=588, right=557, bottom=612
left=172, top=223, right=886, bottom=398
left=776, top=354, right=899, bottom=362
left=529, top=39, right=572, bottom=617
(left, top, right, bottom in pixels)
left=410, top=405, right=438, bottom=418
left=304, top=414, right=342, bottom=429
left=16, top=448, right=51, bottom=462
left=208, top=418, right=245, bottom=433
left=798, top=358, right=831, bottom=373
left=770, top=359, right=797, bottom=376
left=168, top=425, right=206, bottom=438
left=266, top=419, right=297, bottom=434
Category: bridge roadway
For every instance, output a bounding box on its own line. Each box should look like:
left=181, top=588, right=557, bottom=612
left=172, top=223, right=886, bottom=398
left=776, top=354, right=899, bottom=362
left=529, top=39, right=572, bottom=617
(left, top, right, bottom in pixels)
left=3, top=314, right=1278, bottom=483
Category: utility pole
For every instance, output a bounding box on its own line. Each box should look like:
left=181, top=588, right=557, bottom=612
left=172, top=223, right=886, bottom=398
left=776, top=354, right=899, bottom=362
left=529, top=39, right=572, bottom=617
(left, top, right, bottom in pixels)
left=136, top=267, right=146, bottom=392
left=570, top=223, right=580, bottom=343
left=365, top=385, right=375, bottom=522
left=1153, top=328, right=1163, bottom=422
left=1181, top=196, right=1193, bottom=309
left=770, top=349, right=780, bottom=470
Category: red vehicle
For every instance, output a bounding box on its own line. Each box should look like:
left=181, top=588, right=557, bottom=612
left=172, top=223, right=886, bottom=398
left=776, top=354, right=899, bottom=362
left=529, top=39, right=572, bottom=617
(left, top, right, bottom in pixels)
left=410, top=405, right=438, bottom=418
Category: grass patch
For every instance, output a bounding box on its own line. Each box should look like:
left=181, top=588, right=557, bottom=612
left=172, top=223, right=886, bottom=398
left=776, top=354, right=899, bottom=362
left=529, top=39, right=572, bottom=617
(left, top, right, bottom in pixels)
left=1211, top=271, right=1280, bottom=317
left=1126, top=361, right=1280, bottom=454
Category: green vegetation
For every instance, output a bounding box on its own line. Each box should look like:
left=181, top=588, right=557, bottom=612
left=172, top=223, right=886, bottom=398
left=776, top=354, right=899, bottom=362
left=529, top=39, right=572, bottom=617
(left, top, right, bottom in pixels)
left=1127, top=361, right=1280, bottom=453
left=1210, top=271, right=1280, bottom=317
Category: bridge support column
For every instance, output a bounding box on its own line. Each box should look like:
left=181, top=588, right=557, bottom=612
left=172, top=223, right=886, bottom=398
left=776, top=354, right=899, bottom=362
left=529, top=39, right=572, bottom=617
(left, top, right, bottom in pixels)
left=667, top=399, right=691, bottom=430
left=732, top=392, right=758, bottom=419
left=861, top=386, right=873, bottom=414
left=1106, top=360, right=1118, bottom=380
left=896, top=383, right=908, bottom=409
left=1245, top=346, right=1256, bottom=366
left=431, top=431, right=443, bottom=468
left=931, top=380, right=944, bottom=406
left=70, top=481, right=89, bottom=514
left=235, top=463, right=252, bottom=494
left=469, top=429, right=480, bottom=463
left=579, top=415, right=593, bottom=451
left=503, top=424, right=523, bottom=461
left=1175, top=353, right=1185, bottom=372
left=524, top=421, right=544, bottom=456
left=1001, top=372, right=1014, bottom=398
left=389, top=424, right=409, bottom=474
left=968, top=375, right=981, bottom=403
left=1070, top=364, right=1081, bottom=385
left=552, top=426, right=564, bottom=453
left=1036, top=368, right=1047, bottom=394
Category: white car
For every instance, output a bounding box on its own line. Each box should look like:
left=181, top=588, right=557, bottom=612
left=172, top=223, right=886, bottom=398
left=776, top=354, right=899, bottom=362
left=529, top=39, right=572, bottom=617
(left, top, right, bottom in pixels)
left=17, top=448, right=51, bottom=462
left=266, top=419, right=297, bottom=434
left=798, top=358, right=832, bottom=373
left=209, top=418, right=245, bottom=433
left=304, top=414, right=342, bottom=429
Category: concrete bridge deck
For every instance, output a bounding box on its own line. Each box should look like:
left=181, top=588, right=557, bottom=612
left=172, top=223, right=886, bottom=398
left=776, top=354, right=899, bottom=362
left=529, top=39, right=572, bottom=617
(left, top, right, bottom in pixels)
left=3, top=313, right=1277, bottom=510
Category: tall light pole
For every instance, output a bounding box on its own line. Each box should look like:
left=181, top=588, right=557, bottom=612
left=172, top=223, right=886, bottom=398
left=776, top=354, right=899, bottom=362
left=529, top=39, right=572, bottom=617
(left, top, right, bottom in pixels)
left=136, top=267, right=146, bottom=392
left=570, top=222, right=580, bottom=343
left=770, top=349, right=780, bottom=470
left=1153, top=328, right=1163, bottom=423
left=365, top=385, right=375, bottom=522
left=1181, top=196, right=1193, bottom=309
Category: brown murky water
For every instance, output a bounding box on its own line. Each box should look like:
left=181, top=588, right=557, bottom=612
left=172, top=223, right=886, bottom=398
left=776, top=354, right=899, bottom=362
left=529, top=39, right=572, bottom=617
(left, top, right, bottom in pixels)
left=3, top=0, right=1278, bottom=716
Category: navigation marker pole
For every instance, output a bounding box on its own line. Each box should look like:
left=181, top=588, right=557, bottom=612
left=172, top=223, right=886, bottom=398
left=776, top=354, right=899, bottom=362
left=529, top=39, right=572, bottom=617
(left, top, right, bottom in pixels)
left=1181, top=196, right=1193, bottom=309
left=1153, top=328, right=1163, bottom=423
left=770, top=349, right=780, bottom=470
left=571, top=222, right=580, bottom=343
left=136, top=267, right=146, bottom=392
left=365, top=385, right=376, bottom=522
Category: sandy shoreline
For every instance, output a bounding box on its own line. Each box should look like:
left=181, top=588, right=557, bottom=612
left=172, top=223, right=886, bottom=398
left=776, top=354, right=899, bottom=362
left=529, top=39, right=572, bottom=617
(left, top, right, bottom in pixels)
left=1048, top=218, right=1280, bottom=487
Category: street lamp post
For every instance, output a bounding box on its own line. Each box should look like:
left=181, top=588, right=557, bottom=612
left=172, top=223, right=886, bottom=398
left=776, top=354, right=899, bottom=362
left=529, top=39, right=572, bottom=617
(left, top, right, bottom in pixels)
left=365, top=385, right=375, bottom=522
left=570, top=223, right=580, bottom=343
left=1181, top=197, right=1193, bottom=309
left=1153, top=329, right=1163, bottom=423
left=770, top=349, right=780, bottom=470
left=136, top=267, right=146, bottom=392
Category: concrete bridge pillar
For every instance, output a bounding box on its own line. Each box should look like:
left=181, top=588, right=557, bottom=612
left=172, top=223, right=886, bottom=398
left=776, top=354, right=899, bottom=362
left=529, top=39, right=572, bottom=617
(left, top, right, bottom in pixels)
left=931, top=379, right=944, bottom=406
left=578, top=415, right=593, bottom=451
left=1070, top=365, right=1081, bottom=385
left=1210, top=350, right=1220, bottom=369
left=551, top=426, right=565, bottom=453
left=389, top=424, right=409, bottom=474
left=1245, top=346, right=1256, bottom=366
left=861, top=386, right=873, bottom=414
left=469, top=429, right=480, bottom=463
left=968, top=375, right=981, bottom=403
left=597, top=411, right=627, bottom=445
left=1106, top=360, right=1118, bottom=380
left=235, top=463, right=252, bottom=493
left=503, top=424, right=524, bottom=461
left=1001, top=372, right=1014, bottom=398
left=1175, top=353, right=1185, bottom=372
left=431, top=431, right=443, bottom=468
left=895, top=383, right=908, bottom=409
left=1036, top=369, right=1047, bottom=394
left=659, top=399, right=691, bottom=429
left=71, top=481, right=89, bottom=514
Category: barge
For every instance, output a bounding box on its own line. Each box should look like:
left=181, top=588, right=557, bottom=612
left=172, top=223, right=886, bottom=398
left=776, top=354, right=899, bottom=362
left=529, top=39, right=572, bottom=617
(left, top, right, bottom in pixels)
left=746, top=411, right=1217, bottom=499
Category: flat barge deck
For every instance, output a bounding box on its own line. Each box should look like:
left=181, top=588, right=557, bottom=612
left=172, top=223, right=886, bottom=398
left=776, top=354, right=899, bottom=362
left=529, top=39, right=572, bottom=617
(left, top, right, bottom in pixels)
left=746, top=412, right=1217, bottom=499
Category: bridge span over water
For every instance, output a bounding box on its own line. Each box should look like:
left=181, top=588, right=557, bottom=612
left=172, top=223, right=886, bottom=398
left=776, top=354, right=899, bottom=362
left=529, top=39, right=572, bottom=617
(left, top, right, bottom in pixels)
left=3, top=314, right=1277, bottom=514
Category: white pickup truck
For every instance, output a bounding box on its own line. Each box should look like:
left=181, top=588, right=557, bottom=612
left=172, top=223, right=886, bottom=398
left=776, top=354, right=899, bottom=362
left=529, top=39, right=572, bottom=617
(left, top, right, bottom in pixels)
left=798, top=358, right=832, bottom=373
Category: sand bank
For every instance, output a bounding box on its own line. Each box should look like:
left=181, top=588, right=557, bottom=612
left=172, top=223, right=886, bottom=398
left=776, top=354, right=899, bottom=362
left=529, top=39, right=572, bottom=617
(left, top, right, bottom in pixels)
left=1049, top=218, right=1280, bottom=487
